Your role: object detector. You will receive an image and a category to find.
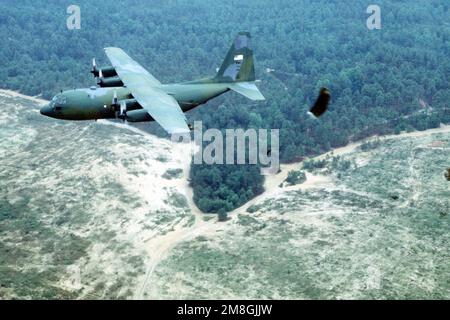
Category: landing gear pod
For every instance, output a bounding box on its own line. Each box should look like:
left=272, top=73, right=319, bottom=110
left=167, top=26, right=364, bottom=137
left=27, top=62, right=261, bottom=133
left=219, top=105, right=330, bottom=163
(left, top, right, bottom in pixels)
left=126, top=109, right=154, bottom=122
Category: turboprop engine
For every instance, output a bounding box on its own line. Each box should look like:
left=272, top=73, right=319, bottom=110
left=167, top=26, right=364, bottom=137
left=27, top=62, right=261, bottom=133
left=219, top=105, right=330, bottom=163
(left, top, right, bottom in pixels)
left=91, top=58, right=123, bottom=87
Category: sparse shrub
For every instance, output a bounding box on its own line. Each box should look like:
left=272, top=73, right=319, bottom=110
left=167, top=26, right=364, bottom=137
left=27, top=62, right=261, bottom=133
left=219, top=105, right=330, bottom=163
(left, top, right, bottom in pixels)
left=302, top=159, right=327, bottom=171
left=165, top=192, right=188, bottom=209
left=330, top=156, right=353, bottom=171
left=360, top=139, right=382, bottom=152
left=218, top=209, right=228, bottom=222
left=285, top=170, right=307, bottom=186
left=246, top=204, right=261, bottom=213
left=155, top=155, right=168, bottom=162
left=162, top=168, right=183, bottom=180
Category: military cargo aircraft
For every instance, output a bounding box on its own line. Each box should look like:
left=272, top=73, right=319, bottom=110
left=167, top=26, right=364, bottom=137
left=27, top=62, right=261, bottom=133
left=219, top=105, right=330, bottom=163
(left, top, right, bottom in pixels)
left=40, top=32, right=264, bottom=134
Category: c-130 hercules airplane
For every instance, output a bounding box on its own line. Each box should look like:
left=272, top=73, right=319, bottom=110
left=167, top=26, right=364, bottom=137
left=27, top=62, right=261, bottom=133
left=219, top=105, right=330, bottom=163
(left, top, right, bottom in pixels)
left=40, top=32, right=265, bottom=134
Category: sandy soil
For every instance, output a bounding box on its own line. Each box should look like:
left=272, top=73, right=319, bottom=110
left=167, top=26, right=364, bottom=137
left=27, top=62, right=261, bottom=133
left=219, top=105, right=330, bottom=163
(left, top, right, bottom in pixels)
left=134, top=123, right=450, bottom=299
left=0, top=89, right=48, bottom=105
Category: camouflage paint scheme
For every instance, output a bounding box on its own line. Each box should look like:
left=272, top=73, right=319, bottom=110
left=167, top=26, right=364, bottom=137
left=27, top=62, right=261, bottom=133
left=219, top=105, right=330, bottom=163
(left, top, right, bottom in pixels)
left=40, top=32, right=264, bottom=134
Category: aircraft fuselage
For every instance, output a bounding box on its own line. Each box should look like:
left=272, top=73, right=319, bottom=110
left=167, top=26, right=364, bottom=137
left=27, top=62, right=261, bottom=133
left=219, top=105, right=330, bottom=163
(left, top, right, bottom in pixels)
left=40, top=82, right=230, bottom=122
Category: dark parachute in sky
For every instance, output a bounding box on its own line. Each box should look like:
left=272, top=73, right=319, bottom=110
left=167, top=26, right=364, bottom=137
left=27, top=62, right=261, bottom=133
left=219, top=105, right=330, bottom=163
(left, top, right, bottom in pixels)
left=309, top=87, right=331, bottom=118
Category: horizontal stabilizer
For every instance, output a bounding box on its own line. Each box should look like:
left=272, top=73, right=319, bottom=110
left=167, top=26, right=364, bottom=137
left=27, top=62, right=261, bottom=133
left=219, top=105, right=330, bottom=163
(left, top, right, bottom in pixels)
left=228, top=82, right=265, bottom=101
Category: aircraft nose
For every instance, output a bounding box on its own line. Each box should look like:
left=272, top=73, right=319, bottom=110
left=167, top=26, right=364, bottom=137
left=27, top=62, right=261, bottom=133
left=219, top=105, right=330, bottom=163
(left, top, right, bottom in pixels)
left=40, top=104, right=53, bottom=117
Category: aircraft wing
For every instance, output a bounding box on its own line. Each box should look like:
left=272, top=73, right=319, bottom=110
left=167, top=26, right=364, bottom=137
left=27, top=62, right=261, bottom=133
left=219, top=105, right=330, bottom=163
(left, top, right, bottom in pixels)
left=104, top=47, right=190, bottom=134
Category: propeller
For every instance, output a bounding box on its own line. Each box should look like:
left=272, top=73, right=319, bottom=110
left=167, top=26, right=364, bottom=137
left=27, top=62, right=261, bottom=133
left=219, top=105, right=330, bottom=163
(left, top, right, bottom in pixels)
left=96, top=69, right=104, bottom=86
left=119, top=100, right=127, bottom=122
left=112, top=90, right=118, bottom=105
left=91, top=58, right=98, bottom=77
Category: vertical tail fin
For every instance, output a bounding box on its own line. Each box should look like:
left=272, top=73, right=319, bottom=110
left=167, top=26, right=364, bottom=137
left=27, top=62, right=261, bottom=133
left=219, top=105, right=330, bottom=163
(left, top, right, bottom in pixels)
left=214, top=32, right=255, bottom=83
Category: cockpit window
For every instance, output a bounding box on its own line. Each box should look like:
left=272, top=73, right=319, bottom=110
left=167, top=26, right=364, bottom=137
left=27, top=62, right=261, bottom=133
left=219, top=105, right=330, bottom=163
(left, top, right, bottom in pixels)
left=51, top=95, right=66, bottom=111
left=55, top=95, right=67, bottom=105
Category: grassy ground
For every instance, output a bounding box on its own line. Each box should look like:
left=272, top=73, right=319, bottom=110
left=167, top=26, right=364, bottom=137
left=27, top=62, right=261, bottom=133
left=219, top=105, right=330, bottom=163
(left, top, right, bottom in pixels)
left=0, top=94, right=194, bottom=299
left=149, top=132, right=449, bottom=299
left=1, top=93, right=448, bottom=299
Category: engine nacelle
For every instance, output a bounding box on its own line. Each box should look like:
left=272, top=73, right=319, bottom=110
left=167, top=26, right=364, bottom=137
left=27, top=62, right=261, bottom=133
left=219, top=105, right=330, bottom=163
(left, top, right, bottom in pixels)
left=97, top=76, right=124, bottom=87
left=99, top=66, right=117, bottom=77
left=121, top=99, right=141, bottom=111
left=91, top=64, right=117, bottom=78
left=112, top=99, right=141, bottom=113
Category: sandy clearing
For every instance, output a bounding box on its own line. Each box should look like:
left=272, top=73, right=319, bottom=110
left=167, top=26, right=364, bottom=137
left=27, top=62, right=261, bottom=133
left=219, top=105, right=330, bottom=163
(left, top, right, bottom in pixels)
left=0, top=89, right=48, bottom=105
left=89, top=121, right=207, bottom=299
left=133, top=123, right=450, bottom=299
left=260, top=124, right=449, bottom=203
